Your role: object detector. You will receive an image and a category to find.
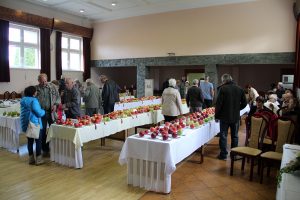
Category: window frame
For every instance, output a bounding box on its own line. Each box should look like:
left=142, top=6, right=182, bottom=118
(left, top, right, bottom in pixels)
left=9, top=23, right=40, bottom=69
left=61, top=34, right=83, bottom=71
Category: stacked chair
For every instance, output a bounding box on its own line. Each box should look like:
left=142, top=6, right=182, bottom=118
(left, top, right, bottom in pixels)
left=230, top=114, right=268, bottom=181
left=260, top=117, right=295, bottom=183
left=10, top=91, right=17, bottom=100
left=3, top=91, right=10, bottom=100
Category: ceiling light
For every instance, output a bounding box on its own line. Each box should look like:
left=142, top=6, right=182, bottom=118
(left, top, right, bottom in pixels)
left=111, top=2, right=117, bottom=6
left=80, top=9, right=85, bottom=13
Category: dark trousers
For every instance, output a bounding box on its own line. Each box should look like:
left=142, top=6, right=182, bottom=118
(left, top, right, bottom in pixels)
left=219, top=120, right=240, bottom=158
left=85, top=108, right=98, bottom=117
left=189, top=107, right=202, bottom=113
left=164, top=115, right=177, bottom=122
left=104, top=104, right=115, bottom=114
left=40, top=112, right=53, bottom=153
left=203, top=99, right=213, bottom=109
left=27, top=132, right=42, bottom=156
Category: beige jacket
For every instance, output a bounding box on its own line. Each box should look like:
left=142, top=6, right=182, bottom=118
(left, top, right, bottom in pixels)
left=162, top=87, right=183, bottom=116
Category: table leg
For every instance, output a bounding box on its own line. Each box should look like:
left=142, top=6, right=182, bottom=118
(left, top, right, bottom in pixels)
left=199, top=146, right=204, bottom=164
left=101, top=138, right=105, bottom=146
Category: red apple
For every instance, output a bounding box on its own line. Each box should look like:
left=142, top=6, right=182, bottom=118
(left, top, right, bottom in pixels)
left=172, top=133, right=178, bottom=138
left=150, top=127, right=155, bottom=132
left=190, top=124, right=195, bottom=129
left=162, top=134, right=169, bottom=140
left=151, top=133, right=156, bottom=139
left=139, top=131, right=145, bottom=137
left=144, top=130, right=149, bottom=134
left=165, top=122, right=170, bottom=127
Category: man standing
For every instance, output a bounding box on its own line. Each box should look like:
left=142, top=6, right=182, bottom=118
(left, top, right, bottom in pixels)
left=83, top=79, right=101, bottom=116
left=100, top=75, right=120, bottom=114
left=186, top=79, right=204, bottom=113
left=215, top=74, right=247, bottom=160
left=179, top=76, right=186, bottom=99
left=62, top=78, right=81, bottom=119
left=36, top=73, right=61, bottom=157
left=200, top=75, right=214, bottom=109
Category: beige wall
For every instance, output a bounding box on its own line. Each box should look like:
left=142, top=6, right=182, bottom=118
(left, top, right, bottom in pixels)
left=91, top=0, right=296, bottom=60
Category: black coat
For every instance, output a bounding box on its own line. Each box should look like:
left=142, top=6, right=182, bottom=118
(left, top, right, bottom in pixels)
left=186, top=86, right=204, bottom=108
left=102, top=80, right=120, bottom=107
left=215, top=81, right=247, bottom=123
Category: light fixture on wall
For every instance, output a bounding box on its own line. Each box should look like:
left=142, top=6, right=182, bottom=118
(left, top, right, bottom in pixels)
left=79, top=9, right=85, bottom=13
left=111, top=2, right=117, bottom=6
left=167, top=52, right=175, bottom=56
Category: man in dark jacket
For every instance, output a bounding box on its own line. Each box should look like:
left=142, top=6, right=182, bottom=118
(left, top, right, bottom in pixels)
left=62, top=78, right=81, bottom=119
left=215, top=74, right=247, bottom=160
left=186, top=79, right=204, bottom=113
left=100, top=75, right=120, bottom=114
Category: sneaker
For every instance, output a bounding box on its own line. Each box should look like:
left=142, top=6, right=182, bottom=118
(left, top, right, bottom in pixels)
left=36, top=155, right=45, bottom=165
left=217, top=155, right=227, bottom=161
left=28, top=155, right=35, bottom=165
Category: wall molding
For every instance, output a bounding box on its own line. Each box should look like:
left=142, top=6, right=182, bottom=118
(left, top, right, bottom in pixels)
left=0, top=5, right=93, bottom=38
left=92, top=52, right=295, bottom=67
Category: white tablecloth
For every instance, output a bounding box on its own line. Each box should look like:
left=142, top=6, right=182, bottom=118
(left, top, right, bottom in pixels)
left=0, top=116, right=22, bottom=152
left=114, top=99, right=161, bottom=111
left=276, top=144, right=300, bottom=200
left=46, top=103, right=190, bottom=168
left=0, top=102, right=20, bottom=115
left=119, top=120, right=220, bottom=193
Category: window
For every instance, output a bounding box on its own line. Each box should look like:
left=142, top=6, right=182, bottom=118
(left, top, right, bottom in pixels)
left=9, top=23, right=40, bottom=69
left=61, top=34, right=83, bottom=71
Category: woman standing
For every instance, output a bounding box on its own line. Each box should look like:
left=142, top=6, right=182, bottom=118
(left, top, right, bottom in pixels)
left=20, top=86, right=45, bottom=165
left=161, top=78, right=183, bottom=122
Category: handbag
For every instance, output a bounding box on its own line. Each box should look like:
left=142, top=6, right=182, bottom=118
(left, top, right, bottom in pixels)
left=26, top=120, right=40, bottom=139
left=25, top=101, right=40, bottom=139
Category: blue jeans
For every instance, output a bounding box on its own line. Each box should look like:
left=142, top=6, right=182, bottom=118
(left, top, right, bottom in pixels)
left=27, top=131, right=42, bottom=156
left=40, top=111, right=53, bottom=153
left=219, top=120, right=240, bottom=158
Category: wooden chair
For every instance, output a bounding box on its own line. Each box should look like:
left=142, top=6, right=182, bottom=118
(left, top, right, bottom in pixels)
left=10, top=91, right=17, bottom=100
left=3, top=91, right=10, bottom=100
left=230, top=115, right=268, bottom=181
left=260, top=118, right=295, bottom=183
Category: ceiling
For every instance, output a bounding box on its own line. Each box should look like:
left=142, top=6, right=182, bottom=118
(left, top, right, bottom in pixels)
left=23, top=0, right=256, bottom=22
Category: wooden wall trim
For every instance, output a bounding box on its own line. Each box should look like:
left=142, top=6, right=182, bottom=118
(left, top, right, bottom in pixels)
left=0, top=5, right=93, bottom=38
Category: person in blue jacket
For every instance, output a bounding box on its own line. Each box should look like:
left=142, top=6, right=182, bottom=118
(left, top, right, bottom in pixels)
left=20, top=86, right=45, bottom=165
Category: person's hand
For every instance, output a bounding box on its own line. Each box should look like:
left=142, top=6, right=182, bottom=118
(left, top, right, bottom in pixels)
left=52, top=105, right=57, bottom=112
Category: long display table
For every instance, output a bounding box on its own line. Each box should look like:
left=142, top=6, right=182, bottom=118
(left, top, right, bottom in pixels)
left=276, top=144, right=300, bottom=200
left=114, top=99, right=161, bottom=111
left=46, top=105, right=189, bottom=168
left=0, top=116, right=22, bottom=153
left=118, top=120, right=220, bottom=193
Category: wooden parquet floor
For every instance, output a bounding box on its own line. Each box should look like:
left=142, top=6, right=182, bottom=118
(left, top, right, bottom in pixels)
left=0, top=123, right=277, bottom=200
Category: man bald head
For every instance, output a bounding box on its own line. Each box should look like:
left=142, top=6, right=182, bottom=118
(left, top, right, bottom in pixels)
left=65, top=78, right=74, bottom=90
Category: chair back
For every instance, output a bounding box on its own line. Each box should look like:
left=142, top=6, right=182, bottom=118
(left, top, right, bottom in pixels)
left=10, top=91, right=17, bottom=100
left=275, top=118, right=295, bottom=153
left=248, top=115, right=268, bottom=149
left=3, top=91, right=10, bottom=100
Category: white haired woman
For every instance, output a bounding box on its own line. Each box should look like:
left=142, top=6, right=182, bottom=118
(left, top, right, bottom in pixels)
left=161, top=78, right=183, bottom=122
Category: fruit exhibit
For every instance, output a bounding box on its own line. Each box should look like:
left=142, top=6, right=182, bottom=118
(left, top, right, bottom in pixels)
left=135, top=107, right=215, bottom=142
left=2, top=111, right=20, bottom=117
